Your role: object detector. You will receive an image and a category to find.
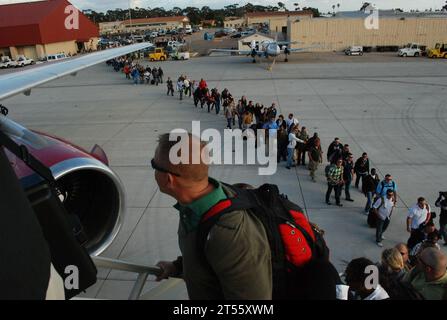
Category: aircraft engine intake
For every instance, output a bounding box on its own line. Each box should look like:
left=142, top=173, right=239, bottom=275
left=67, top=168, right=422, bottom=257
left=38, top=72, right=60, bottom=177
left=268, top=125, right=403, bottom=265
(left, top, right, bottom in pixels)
left=50, top=157, right=125, bottom=256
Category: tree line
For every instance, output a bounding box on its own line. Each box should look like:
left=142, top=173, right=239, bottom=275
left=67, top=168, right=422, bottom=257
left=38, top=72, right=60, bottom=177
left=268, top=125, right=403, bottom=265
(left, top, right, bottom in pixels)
left=82, top=3, right=321, bottom=26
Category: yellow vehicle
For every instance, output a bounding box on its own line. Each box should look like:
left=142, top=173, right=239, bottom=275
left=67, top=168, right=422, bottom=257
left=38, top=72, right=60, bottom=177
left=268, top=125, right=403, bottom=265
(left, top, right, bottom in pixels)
left=148, top=48, right=167, bottom=61
left=427, top=43, right=447, bottom=59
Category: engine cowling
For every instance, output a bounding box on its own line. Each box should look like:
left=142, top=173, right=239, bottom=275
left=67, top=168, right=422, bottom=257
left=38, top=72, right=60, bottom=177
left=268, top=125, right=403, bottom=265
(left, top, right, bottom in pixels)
left=1, top=115, right=125, bottom=257
left=50, top=157, right=125, bottom=256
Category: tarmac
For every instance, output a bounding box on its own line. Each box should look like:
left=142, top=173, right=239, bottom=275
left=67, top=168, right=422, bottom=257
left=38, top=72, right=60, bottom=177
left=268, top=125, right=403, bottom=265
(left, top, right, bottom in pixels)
left=3, top=53, right=447, bottom=299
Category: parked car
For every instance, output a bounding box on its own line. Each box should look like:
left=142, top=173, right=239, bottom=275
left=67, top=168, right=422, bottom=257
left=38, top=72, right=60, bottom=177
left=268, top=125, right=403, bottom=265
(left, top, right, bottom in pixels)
left=15, top=55, right=35, bottom=67
left=158, top=29, right=166, bottom=36
left=185, top=25, right=193, bottom=35
left=0, top=56, right=15, bottom=68
left=214, top=29, right=228, bottom=38
left=149, top=32, right=158, bottom=39
left=398, top=43, right=424, bottom=57
left=345, top=46, right=363, bottom=56
left=231, top=32, right=242, bottom=38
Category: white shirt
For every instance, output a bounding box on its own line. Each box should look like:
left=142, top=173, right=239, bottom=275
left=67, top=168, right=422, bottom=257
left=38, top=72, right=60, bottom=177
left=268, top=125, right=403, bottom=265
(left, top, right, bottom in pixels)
left=286, top=117, right=299, bottom=129
left=287, top=133, right=305, bottom=149
left=183, top=79, right=190, bottom=87
left=364, top=284, right=390, bottom=300
left=373, top=196, right=395, bottom=220
left=407, top=204, right=431, bottom=229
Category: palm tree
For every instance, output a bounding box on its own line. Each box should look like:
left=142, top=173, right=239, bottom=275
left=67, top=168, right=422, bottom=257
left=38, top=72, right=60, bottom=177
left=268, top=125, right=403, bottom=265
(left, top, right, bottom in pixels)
left=332, top=4, right=336, bottom=14
left=337, top=3, right=340, bottom=11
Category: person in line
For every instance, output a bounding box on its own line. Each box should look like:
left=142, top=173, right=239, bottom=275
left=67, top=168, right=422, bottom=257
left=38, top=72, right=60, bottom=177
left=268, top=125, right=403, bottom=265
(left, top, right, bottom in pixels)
left=403, top=248, right=447, bottom=300
left=158, top=67, right=164, bottom=83
left=376, top=174, right=398, bottom=203
left=372, top=189, right=396, bottom=247
left=152, top=133, right=272, bottom=299
left=325, top=158, right=344, bottom=207
left=362, top=168, right=380, bottom=214
left=354, top=153, right=370, bottom=189
left=435, top=192, right=447, bottom=246
left=407, top=197, right=432, bottom=249
left=327, top=138, right=343, bottom=164
left=345, top=258, right=390, bottom=300
left=394, top=243, right=412, bottom=271
left=296, top=127, right=309, bottom=166
left=308, top=138, right=323, bottom=182
left=343, top=153, right=355, bottom=202
left=286, top=125, right=305, bottom=170
left=177, top=78, right=184, bottom=100
left=166, top=77, right=174, bottom=96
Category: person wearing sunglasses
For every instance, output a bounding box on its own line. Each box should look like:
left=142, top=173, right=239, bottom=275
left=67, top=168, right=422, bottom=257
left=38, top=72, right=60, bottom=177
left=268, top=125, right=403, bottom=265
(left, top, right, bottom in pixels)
left=403, top=248, right=447, bottom=300
left=151, top=133, right=272, bottom=300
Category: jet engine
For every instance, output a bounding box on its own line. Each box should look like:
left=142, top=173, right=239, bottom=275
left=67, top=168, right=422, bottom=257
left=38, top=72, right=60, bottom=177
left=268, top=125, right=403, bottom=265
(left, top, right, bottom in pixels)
left=1, top=115, right=125, bottom=257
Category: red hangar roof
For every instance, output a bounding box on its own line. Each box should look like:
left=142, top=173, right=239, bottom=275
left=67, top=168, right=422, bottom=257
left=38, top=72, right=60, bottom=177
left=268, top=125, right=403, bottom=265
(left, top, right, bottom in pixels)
left=0, top=0, right=99, bottom=48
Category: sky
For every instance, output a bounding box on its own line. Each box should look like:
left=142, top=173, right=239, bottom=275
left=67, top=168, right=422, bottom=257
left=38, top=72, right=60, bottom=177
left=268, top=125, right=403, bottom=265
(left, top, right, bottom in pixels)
left=0, top=0, right=445, bottom=13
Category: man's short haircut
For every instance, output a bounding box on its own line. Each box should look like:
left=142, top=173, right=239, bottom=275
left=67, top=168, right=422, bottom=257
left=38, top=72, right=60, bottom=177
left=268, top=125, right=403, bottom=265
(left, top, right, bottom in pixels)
left=418, top=197, right=426, bottom=203
left=420, top=247, right=447, bottom=273
left=362, top=152, right=367, bottom=156
left=345, top=257, right=374, bottom=285
left=156, top=133, right=209, bottom=181
left=386, top=189, right=394, bottom=195
left=385, top=174, right=391, bottom=178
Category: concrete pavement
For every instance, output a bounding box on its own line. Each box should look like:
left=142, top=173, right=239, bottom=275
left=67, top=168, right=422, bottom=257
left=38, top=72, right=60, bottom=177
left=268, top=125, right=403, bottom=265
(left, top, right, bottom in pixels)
left=3, top=55, right=447, bottom=299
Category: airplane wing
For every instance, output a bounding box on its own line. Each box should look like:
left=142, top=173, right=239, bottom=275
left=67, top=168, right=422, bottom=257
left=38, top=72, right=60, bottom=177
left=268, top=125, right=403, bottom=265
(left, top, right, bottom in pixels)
left=209, top=48, right=254, bottom=55
left=282, top=46, right=320, bottom=53
left=277, top=41, right=302, bottom=46
left=0, top=43, right=153, bottom=101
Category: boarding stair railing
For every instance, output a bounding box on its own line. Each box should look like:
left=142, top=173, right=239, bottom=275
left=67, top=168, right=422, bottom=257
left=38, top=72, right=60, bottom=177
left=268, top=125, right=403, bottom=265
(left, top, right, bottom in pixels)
left=91, top=256, right=184, bottom=300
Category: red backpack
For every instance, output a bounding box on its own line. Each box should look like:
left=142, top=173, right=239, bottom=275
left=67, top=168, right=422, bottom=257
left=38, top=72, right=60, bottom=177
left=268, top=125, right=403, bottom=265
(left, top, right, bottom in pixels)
left=197, top=183, right=331, bottom=299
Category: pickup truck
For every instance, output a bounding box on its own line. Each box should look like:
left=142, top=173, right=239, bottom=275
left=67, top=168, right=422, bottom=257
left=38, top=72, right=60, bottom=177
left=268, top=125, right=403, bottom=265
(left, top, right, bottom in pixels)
left=168, top=41, right=184, bottom=49
left=171, top=50, right=190, bottom=60
left=398, top=43, right=423, bottom=57
left=15, top=55, right=35, bottom=67
left=0, top=57, right=15, bottom=68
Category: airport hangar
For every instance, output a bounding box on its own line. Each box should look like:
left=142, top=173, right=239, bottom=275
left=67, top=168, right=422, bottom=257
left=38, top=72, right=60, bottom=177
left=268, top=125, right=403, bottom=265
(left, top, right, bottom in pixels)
left=287, top=10, right=447, bottom=52
left=99, top=16, right=191, bottom=36
left=227, top=9, right=447, bottom=52
left=0, top=0, right=99, bottom=61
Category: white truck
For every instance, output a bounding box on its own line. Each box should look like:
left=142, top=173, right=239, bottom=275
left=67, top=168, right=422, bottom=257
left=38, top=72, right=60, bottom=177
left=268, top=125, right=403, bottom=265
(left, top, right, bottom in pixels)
left=0, top=56, right=15, bottom=68
left=345, top=46, right=363, bottom=56
left=168, top=40, right=184, bottom=49
left=15, top=55, right=34, bottom=67
left=398, top=43, right=423, bottom=57
left=171, top=50, right=190, bottom=60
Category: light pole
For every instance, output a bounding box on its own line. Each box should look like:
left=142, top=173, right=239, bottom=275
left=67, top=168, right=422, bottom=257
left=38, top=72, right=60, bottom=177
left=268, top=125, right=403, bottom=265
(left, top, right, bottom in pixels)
left=128, top=0, right=133, bottom=38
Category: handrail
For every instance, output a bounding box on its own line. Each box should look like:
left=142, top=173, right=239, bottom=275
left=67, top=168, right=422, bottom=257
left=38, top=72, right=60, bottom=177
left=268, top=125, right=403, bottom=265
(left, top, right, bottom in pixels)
left=92, top=256, right=163, bottom=300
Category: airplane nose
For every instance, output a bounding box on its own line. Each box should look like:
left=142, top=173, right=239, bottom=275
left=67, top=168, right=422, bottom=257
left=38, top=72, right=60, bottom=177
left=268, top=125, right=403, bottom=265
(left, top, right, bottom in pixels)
left=267, top=45, right=279, bottom=57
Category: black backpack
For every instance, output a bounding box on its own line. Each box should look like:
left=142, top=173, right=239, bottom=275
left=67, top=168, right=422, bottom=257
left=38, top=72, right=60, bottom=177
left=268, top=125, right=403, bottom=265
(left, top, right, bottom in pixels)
left=197, top=183, right=334, bottom=300
left=367, top=196, right=384, bottom=228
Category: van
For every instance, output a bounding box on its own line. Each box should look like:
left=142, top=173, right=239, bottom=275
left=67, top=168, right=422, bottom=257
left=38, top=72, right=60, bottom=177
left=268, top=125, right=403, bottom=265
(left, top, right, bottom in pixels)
left=185, top=25, right=192, bottom=35
left=46, top=53, right=67, bottom=61
left=345, top=46, right=363, bottom=56
left=132, top=35, right=145, bottom=42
